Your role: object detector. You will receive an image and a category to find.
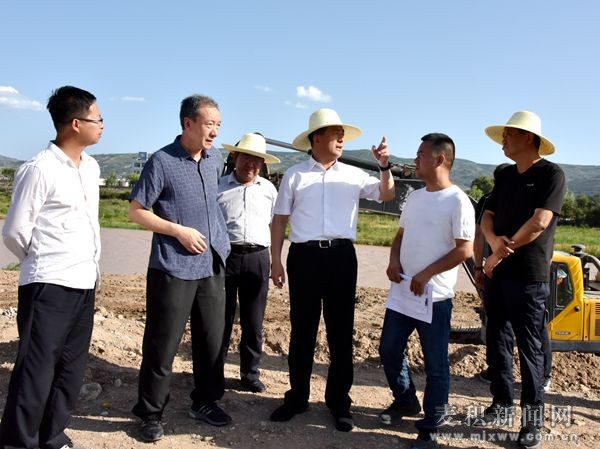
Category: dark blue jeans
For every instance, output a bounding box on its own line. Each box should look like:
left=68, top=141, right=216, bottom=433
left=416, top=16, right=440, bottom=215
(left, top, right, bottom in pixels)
left=379, top=299, right=452, bottom=432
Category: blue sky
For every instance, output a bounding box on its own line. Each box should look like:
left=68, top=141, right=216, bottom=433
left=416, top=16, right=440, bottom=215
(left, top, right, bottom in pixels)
left=1, top=0, right=598, bottom=166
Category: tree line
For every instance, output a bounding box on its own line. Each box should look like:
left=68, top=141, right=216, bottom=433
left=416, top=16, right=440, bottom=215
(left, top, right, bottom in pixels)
left=469, top=175, right=600, bottom=227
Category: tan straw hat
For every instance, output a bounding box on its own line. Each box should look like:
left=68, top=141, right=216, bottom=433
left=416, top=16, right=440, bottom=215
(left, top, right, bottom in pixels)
left=222, top=133, right=280, bottom=164
left=485, top=110, right=555, bottom=156
left=292, top=108, right=362, bottom=151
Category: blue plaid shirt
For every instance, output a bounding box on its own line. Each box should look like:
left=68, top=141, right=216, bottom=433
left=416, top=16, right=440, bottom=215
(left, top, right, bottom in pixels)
left=130, top=136, right=230, bottom=280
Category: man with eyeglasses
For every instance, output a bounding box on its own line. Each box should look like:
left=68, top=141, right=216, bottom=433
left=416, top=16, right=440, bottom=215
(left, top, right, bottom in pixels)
left=1, top=86, right=103, bottom=449
left=129, top=95, right=232, bottom=442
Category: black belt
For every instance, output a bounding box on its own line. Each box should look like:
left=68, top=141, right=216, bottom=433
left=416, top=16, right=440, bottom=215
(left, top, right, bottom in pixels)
left=231, top=244, right=267, bottom=254
left=295, top=239, right=353, bottom=249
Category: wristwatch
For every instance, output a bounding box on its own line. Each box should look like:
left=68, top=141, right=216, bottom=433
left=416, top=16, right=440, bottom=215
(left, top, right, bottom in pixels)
left=378, top=162, right=392, bottom=171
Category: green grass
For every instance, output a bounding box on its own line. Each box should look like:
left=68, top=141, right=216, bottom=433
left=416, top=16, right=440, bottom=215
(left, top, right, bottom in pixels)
left=355, top=212, right=600, bottom=256
left=554, top=225, right=600, bottom=256
left=98, top=199, right=142, bottom=229
left=356, top=211, right=398, bottom=246
left=1, top=191, right=598, bottom=257
left=0, top=191, right=10, bottom=217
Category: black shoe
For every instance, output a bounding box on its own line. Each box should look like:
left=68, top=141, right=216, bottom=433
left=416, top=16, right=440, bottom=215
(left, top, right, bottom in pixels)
left=476, top=403, right=515, bottom=426
left=189, top=402, right=232, bottom=426
left=518, top=425, right=542, bottom=449
left=378, top=400, right=421, bottom=425
left=241, top=378, right=266, bottom=393
left=270, top=402, right=309, bottom=422
left=478, top=368, right=492, bottom=384
left=139, top=419, right=164, bottom=442
left=332, top=410, right=354, bottom=432
left=408, top=438, right=439, bottom=449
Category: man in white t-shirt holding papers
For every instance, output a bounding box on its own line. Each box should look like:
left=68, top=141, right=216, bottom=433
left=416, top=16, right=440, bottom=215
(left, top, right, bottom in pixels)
left=378, top=133, right=475, bottom=449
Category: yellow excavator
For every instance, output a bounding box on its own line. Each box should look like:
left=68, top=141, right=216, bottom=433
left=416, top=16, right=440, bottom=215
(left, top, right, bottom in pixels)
left=547, top=245, right=600, bottom=352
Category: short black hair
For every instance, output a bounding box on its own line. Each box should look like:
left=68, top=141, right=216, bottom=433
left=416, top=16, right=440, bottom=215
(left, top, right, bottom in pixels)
left=421, top=133, right=455, bottom=168
left=47, top=86, right=96, bottom=131
left=179, top=94, right=219, bottom=129
left=308, top=127, right=327, bottom=146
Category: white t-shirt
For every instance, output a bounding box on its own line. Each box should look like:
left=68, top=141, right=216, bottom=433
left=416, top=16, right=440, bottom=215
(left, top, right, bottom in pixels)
left=392, top=184, right=474, bottom=303
left=273, top=157, right=381, bottom=242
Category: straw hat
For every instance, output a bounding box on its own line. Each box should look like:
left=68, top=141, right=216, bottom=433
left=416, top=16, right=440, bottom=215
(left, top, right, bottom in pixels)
left=222, top=133, right=280, bottom=164
left=292, top=108, right=362, bottom=151
left=485, top=110, right=555, bottom=156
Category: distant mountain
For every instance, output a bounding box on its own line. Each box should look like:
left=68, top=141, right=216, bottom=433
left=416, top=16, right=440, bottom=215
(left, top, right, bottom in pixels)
left=1, top=150, right=598, bottom=195
left=269, top=149, right=600, bottom=196
left=0, top=155, right=24, bottom=168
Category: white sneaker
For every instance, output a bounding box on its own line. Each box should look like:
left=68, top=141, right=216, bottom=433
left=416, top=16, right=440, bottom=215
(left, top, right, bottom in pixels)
left=543, top=378, right=551, bottom=392
left=59, top=443, right=86, bottom=449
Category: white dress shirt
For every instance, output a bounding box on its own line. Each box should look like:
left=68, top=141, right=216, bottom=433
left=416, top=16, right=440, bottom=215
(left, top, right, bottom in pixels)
left=273, top=158, right=382, bottom=242
left=2, top=142, right=101, bottom=289
left=217, top=172, right=278, bottom=247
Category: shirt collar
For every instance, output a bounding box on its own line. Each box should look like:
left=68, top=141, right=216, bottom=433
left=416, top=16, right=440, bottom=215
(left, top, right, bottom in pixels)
left=173, top=135, right=213, bottom=161
left=306, top=156, right=339, bottom=172
left=227, top=171, right=263, bottom=186
left=48, top=141, right=90, bottom=166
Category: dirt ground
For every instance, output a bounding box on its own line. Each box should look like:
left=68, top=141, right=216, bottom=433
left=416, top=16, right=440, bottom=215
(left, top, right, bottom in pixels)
left=0, top=271, right=598, bottom=449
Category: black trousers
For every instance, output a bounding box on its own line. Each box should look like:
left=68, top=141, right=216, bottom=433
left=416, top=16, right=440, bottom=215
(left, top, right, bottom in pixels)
left=283, top=243, right=357, bottom=415
left=0, top=283, right=95, bottom=449
left=484, top=278, right=548, bottom=426
left=132, top=261, right=225, bottom=421
left=222, top=248, right=270, bottom=381
left=484, top=316, right=552, bottom=380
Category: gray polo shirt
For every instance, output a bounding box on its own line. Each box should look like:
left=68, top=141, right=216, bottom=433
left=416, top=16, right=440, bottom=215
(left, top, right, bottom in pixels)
left=130, top=136, right=230, bottom=280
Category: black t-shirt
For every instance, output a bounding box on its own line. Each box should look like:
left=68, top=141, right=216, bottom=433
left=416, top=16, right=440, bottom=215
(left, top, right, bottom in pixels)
left=475, top=193, right=492, bottom=259
left=486, top=159, right=565, bottom=282
left=475, top=193, right=491, bottom=225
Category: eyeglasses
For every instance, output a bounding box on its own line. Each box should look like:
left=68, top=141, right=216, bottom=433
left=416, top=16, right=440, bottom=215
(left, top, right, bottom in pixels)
left=75, top=117, right=104, bottom=125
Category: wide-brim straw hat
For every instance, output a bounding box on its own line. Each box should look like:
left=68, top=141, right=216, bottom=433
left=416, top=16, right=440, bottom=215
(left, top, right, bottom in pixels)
left=222, top=132, right=280, bottom=164
left=485, top=110, right=555, bottom=156
left=292, top=108, right=362, bottom=151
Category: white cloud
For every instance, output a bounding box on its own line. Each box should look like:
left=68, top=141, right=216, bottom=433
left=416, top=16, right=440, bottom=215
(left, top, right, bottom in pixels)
left=0, top=86, right=19, bottom=94
left=0, top=86, right=43, bottom=111
left=296, top=85, right=332, bottom=103
left=110, top=96, right=146, bottom=103
left=254, top=85, right=273, bottom=93
left=285, top=100, right=308, bottom=109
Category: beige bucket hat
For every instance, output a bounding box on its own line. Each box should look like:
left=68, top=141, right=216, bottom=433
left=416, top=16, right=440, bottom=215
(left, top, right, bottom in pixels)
left=222, top=132, right=281, bottom=164
left=292, top=108, right=362, bottom=151
left=485, top=110, right=555, bottom=156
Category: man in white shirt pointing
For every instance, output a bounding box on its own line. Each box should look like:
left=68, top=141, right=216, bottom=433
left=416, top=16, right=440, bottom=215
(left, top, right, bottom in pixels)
left=269, top=108, right=394, bottom=432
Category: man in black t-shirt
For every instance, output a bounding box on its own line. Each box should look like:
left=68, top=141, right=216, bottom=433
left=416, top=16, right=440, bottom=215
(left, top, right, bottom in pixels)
left=474, top=163, right=553, bottom=390
left=479, top=111, right=565, bottom=449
